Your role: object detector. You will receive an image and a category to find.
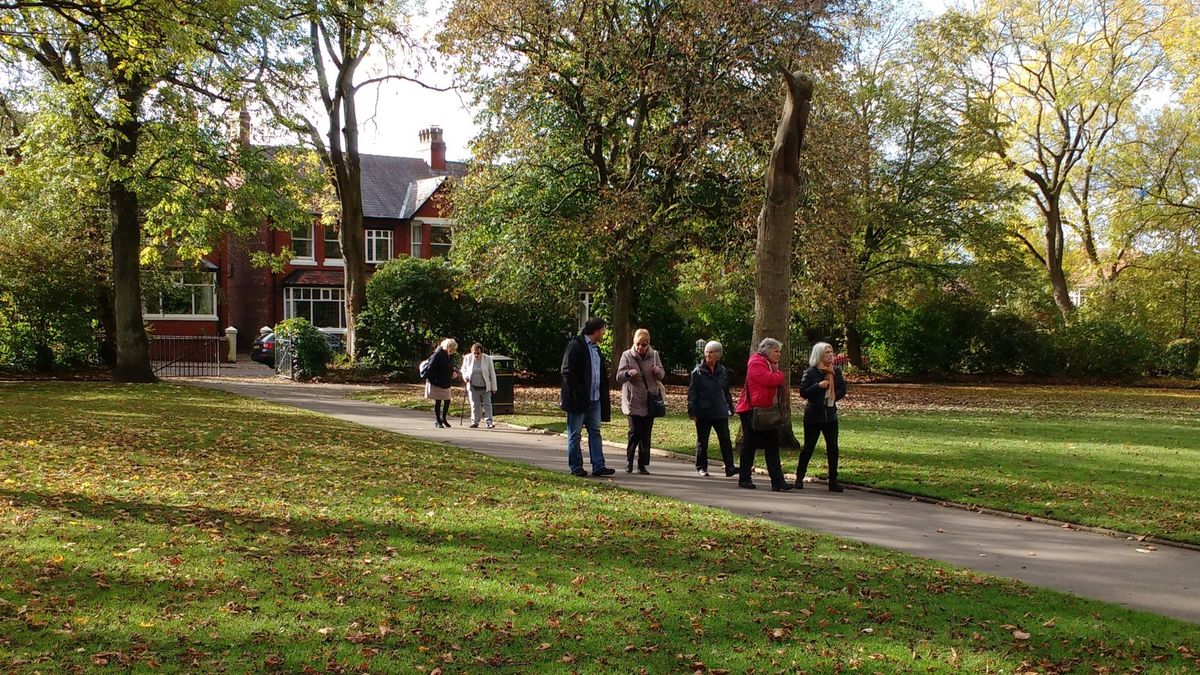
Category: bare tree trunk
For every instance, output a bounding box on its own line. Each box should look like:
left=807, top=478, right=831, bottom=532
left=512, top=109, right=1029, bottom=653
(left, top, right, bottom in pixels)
left=107, top=79, right=155, bottom=383
left=610, top=267, right=634, bottom=378
left=749, top=70, right=813, bottom=449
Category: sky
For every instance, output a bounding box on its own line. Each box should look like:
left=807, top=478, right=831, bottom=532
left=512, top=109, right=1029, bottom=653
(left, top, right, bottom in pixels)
left=342, top=0, right=954, bottom=163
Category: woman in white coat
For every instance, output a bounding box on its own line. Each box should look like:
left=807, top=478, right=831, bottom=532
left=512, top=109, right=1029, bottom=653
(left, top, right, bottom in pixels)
left=461, top=342, right=498, bottom=428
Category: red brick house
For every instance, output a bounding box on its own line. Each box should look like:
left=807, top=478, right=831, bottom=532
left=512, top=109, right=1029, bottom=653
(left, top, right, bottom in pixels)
left=145, top=126, right=465, bottom=352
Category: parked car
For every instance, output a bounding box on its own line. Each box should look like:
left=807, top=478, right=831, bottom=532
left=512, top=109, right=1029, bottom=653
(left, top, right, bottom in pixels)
left=251, top=330, right=345, bottom=367
left=251, top=332, right=277, bottom=366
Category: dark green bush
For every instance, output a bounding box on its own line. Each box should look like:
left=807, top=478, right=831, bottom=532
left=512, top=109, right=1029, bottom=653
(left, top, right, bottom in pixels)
left=862, top=298, right=987, bottom=375
left=0, top=233, right=100, bottom=371
left=1159, top=338, right=1199, bottom=377
left=360, top=257, right=467, bottom=369
left=961, top=311, right=1055, bottom=375
left=465, top=298, right=574, bottom=374
left=274, top=317, right=332, bottom=379
left=1052, top=315, right=1155, bottom=378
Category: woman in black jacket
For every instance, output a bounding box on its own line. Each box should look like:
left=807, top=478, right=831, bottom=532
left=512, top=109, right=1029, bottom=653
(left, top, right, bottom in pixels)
left=687, top=340, right=737, bottom=477
left=423, top=338, right=460, bottom=428
left=796, top=342, right=847, bottom=491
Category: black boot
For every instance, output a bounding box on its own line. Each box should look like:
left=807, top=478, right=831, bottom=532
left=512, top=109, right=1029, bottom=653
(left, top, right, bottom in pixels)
left=827, top=446, right=842, bottom=492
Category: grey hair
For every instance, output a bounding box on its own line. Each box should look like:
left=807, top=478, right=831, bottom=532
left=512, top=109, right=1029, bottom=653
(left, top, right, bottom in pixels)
left=704, top=340, right=723, bottom=355
left=440, top=338, right=458, bottom=351
left=757, top=337, right=782, bottom=355
left=808, top=341, right=833, bottom=367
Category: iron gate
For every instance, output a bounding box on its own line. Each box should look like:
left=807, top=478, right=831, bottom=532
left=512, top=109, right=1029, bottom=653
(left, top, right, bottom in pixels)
left=151, top=336, right=224, bottom=377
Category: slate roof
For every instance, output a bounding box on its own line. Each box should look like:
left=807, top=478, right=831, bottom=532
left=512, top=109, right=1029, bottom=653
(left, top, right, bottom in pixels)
left=358, top=153, right=467, bottom=220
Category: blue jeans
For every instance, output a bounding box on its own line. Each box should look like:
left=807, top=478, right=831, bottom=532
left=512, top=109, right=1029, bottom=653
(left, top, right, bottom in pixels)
left=566, top=399, right=606, bottom=473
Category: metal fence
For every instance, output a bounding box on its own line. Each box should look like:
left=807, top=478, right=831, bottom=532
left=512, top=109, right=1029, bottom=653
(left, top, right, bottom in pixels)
left=275, top=338, right=296, bottom=379
left=150, top=336, right=224, bottom=377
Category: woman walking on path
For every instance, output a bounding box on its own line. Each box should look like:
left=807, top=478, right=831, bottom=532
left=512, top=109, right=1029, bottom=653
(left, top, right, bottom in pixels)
left=461, top=342, right=497, bottom=429
left=735, top=338, right=792, bottom=491
left=424, top=338, right=460, bottom=428
left=688, top=340, right=738, bottom=477
left=796, top=342, right=847, bottom=491
left=616, top=328, right=666, bottom=474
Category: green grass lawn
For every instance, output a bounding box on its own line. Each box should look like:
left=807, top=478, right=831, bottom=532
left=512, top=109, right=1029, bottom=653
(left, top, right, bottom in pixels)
left=356, top=384, right=1200, bottom=545
left=2, top=382, right=1196, bottom=673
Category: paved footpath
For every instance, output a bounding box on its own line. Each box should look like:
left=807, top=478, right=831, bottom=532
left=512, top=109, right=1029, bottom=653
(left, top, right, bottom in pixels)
left=193, top=378, right=1200, bottom=625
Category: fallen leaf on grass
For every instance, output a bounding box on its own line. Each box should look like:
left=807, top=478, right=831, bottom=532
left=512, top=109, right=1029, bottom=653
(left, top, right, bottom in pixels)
left=1012, top=630, right=1031, bottom=640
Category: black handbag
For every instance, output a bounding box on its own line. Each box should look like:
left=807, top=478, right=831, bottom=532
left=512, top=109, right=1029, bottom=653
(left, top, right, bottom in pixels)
left=749, top=385, right=786, bottom=431
left=647, top=389, right=667, bottom=418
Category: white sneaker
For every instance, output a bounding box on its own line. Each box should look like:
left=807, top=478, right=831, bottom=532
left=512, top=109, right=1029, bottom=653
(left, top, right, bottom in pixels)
left=697, top=469, right=709, bottom=477
left=486, top=421, right=495, bottom=429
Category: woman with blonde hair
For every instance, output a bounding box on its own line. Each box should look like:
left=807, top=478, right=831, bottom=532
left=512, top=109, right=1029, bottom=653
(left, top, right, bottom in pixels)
left=615, top=328, right=666, bottom=474
left=423, top=338, right=460, bottom=428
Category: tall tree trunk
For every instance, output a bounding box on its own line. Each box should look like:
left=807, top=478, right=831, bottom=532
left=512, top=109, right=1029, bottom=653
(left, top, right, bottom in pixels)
left=842, top=276, right=865, bottom=369
left=610, top=267, right=634, bottom=379
left=749, top=70, right=813, bottom=450
left=339, top=88, right=367, bottom=359
left=1044, top=197, right=1076, bottom=319
left=844, top=320, right=864, bottom=370
left=107, top=79, right=154, bottom=382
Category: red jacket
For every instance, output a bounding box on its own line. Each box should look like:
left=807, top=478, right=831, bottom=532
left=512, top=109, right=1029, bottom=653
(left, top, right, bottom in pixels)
left=736, top=351, right=786, bottom=413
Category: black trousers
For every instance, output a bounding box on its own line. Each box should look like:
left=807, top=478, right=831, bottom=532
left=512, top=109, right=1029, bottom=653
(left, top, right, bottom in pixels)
left=626, top=414, right=654, bottom=468
left=695, top=417, right=735, bottom=471
left=798, top=420, right=839, bottom=481
left=737, top=412, right=786, bottom=486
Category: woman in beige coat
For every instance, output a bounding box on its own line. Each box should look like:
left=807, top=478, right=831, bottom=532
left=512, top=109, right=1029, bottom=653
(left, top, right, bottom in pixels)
left=615, top=328, right=666, bottom=474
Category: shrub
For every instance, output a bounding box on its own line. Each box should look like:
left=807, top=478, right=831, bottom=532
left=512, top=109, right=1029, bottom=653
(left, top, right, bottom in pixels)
left=361, top=257, right=468, bottom=369
left=0, top=233, right=100, bottom=371
left=961, top=311, right=1055, bottom=375
left=1159, top=338, right=1199, bottom=378
left=274, top=317, right=332, bottom=379
left=862, top=298, right=986, bottom=375
left=466, top=298, right=574, bottom=374
left=1052, top=315, right=1155, bottom=379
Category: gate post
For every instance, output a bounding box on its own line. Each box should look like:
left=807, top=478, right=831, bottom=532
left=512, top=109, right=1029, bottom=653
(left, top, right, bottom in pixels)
left=225, top=326, right=238, bottom=363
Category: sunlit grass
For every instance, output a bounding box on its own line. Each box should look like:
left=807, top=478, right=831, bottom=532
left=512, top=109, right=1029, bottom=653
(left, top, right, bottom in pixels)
left=357, top=383, right=1200, bottom=543
left=1, top=382, right=1196, bottom=672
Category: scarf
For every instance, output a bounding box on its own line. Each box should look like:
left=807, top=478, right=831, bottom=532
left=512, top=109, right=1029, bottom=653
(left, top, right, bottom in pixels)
left=823, top=368, right=836, bottom=407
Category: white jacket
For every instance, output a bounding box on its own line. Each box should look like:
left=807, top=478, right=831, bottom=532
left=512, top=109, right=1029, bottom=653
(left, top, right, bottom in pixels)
left=460, top=353, right=497, bottom=392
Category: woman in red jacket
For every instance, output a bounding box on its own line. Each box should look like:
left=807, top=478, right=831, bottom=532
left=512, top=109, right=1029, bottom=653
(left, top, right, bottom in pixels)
left=734, top=337, right=793, bottom=491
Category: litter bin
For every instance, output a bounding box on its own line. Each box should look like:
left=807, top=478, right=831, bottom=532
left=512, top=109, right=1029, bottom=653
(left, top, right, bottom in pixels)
left=491, top=355, right=515, bottom=415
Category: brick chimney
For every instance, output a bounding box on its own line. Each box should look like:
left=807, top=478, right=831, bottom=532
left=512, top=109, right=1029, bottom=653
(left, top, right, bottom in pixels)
left=419, top=125, right=446, bottom=171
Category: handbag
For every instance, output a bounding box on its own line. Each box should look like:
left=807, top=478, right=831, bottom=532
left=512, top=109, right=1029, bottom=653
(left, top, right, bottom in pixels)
left=641, top=350, right=666, bottom=418
left=647, top=389, right=667, bottom=418
left=750, top=385, right=786, bottom=431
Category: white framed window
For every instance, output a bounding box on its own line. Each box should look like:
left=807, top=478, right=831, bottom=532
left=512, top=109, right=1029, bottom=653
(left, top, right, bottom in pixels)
left=284, top=286, right=346, bottom=331
left=291, top=223, right=315, bottom=262
left=143, top=271, right=218, bottom=320
left=430, top=224, right=452, bottom=258
left=324, top=226, right=343, bottom=265
left=410, top=223, right=423, bottom=258
left=366, top=229, right=393, bottom=263
left=578, top=290, right=595, bottom=331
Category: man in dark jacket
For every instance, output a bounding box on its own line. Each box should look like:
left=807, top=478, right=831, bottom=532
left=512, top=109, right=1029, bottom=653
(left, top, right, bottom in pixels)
left=687, top=340, right=737, bottom=477
left=560, top=318, right=614, bottom=477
